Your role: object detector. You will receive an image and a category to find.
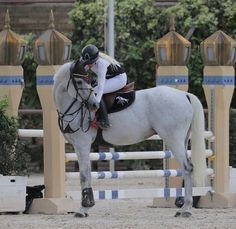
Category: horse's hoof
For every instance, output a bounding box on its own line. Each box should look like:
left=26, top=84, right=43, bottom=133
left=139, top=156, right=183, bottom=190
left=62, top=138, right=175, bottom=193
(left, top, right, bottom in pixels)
left=174, top=211, right=181, bottom=217
left=174, top=211, right=192, bottom=218
left=74, top=212, right=88, bottom=218
left=182, top=211, right=192, bottom=218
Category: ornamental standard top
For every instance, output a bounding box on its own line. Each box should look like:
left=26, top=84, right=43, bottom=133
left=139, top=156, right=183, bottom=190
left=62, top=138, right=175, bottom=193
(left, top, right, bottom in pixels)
left=34, top=10, right=71, bottom=65
left=200, top=30, right=236, bottom=66
left=154, top=15, right=191, bottom=66
left=0, top=10, right=26, bottom=65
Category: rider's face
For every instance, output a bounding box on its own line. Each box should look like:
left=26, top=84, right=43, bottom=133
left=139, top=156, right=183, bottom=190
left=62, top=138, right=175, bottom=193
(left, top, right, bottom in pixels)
left=87, top=63, right=94, bottom=69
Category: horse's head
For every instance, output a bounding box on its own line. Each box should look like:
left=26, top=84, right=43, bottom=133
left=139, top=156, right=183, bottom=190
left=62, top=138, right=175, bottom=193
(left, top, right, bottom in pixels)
left=67, top=64, right=99, bottom=111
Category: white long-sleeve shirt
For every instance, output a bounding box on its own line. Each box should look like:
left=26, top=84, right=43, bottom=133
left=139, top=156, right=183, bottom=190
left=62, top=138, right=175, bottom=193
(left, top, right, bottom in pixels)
left=85, top=56, right=127, bottom=103
left=85, top=57, right=110, bottom=103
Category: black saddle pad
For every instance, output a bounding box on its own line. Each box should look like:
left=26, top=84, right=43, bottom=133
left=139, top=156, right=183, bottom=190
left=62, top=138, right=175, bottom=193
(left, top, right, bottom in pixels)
left=107, top=91, right=135, bottom=113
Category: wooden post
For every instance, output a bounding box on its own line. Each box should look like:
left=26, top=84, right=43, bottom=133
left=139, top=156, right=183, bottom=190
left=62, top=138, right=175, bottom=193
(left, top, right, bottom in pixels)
left=0, top=66, right=24, bottom=116
left=37, top=66, right=65, bottom=198
left=198, top=30, right=236, bottom=207
left=199, top=66, right=236, bottom=207
left=0, top=10, right=25, bottom=116
left=29, top=10, right=75, bottom=214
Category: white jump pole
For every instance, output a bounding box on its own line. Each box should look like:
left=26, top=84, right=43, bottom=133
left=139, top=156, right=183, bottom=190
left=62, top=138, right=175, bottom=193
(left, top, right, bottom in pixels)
left=65, top=149, right=213, bottom=162
left=66, top=168, right=214, bottom=180
left=67, top=186, right=213, bottom=201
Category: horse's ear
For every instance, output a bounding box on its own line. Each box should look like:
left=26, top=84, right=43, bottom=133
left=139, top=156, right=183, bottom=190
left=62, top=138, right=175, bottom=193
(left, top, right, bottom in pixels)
left=73, top=60, right=87, bottom=76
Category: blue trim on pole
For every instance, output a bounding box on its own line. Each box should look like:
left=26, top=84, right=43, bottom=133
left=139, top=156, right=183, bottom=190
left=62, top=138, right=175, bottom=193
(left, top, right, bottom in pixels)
left=176, top=169, right=183, bottom=177
left=99, top=191, right=105, bottom=199
left=176, top=188, right=183, bottom=197
left=164, top=170, right=171, bottom=177
left=98, top=172, right=105, bottom=179
left=112, top=190, right=118, bottom=199
left=0, top=76, right=23, bottom=85
left=99, top=152, right=106, bottom=160
left=156, top=75, right=188, bottom=85
left=37, top=75, right=54, bottom=85
left=164, top=150, right=172, bottom=158
left=98, top=190, right=118, bottom=199
left=92, top=169, right=184, bottom=179
left=164, top=188, right=170, bottom=198
left=111, top=171, right=118, bottom=178
left=112, top=152, right=120, bottom=160
left=203, top=76, right=235, bottom=85
left=164, top=188, right=184, bottom=198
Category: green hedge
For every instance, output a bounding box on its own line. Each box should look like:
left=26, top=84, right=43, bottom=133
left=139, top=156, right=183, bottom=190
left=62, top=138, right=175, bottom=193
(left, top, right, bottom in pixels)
left=0, top=100, right=30, bottom=175
left=230, top=109, right=236, bottom=168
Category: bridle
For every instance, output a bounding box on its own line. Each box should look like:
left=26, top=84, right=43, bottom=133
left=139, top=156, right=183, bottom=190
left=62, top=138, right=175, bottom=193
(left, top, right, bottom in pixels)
left=66, top=72, right=94, bottom=101
left=57, top=70, right=95, bottom=134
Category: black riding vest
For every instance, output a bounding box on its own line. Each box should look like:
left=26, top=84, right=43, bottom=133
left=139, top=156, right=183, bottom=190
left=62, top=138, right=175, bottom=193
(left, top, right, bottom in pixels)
left=106, top=64, right=125, bottom=79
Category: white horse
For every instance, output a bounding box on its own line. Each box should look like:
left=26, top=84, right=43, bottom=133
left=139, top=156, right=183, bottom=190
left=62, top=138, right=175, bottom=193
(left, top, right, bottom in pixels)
left=53, top=62, right=207, bottom=218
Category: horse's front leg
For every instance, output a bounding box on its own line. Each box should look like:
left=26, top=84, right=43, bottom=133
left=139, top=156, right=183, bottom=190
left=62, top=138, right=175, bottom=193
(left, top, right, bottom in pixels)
left=79, top=152, right=95, bottom=208
left=74, top=143, right=95, bottom=217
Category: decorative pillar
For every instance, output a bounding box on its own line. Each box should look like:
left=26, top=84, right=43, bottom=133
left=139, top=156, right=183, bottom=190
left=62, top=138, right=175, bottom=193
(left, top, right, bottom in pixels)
left=29, top=10, right=75, bottom=214
left=154, top=15, right=190, bottom=91
left=153, top=15, right=191, bottom=207
left=199, top=30, right=236, bottom=207
left=0, top=10, right=26, bottom=116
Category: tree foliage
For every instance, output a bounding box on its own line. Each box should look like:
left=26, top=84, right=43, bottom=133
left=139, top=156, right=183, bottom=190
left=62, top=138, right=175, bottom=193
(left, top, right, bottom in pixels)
left=166, top=0, right=236, bottom=106
left=21, top=33, right=40, bottom=109
left=70, top=0, right=236, bottom=106
left=70, top=0, right=166, bottom=89
left=19, top=33, right=42, bottom=130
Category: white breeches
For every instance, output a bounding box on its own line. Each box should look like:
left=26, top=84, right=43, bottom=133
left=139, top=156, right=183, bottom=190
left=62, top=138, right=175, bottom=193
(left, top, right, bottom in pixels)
left=94, top=73, right=127, bottom=98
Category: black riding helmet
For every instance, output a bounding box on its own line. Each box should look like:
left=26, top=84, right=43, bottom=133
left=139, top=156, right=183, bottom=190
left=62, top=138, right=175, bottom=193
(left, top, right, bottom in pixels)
left=81, top=44, right=99, bottom=66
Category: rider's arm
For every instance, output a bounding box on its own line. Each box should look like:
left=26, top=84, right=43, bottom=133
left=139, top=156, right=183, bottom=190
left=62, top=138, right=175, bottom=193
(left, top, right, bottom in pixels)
left=92, top=58, right=110, bottom=103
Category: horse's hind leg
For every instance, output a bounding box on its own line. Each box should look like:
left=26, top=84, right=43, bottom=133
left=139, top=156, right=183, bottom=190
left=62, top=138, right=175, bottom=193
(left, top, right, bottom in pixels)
left=175, top=150, right=193, bottom=218
left=164, top=138, right=193, bottom=217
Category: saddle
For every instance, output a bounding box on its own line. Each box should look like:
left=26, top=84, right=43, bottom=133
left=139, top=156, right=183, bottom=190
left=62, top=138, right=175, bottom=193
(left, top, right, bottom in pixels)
left=93, top=82, right=135, bottom=147
left=103, top=82, right=135, bottom=113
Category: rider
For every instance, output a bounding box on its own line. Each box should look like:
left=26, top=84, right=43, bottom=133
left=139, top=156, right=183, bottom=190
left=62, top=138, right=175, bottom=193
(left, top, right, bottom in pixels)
left=80, top=44, right=127, bottom=129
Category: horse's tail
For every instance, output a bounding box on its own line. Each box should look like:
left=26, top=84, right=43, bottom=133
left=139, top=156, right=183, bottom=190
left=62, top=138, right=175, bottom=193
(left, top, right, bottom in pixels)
left=188, top=93, right=207, bottom=187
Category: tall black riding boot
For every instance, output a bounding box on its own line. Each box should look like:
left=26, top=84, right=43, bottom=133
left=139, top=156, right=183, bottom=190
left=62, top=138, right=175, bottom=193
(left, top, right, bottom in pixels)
left=97, top=99, right=111, bottom=129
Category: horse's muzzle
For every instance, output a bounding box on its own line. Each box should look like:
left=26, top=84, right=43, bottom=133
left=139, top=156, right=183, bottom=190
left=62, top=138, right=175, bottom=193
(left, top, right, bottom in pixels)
left=90, top=101, right=99, bottom=112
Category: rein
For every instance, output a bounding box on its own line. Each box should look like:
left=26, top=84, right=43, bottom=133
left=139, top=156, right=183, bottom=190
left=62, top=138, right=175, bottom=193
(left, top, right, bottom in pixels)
left=58, top=65, right=94, bottom=134
left=57, top=99, right=92, bottom=134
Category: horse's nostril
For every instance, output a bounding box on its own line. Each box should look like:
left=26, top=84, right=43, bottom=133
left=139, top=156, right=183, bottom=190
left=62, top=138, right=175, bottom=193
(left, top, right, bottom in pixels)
left=94, top=103, right=99, bottom=109
left=91, top=102, right=99, bottom=111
